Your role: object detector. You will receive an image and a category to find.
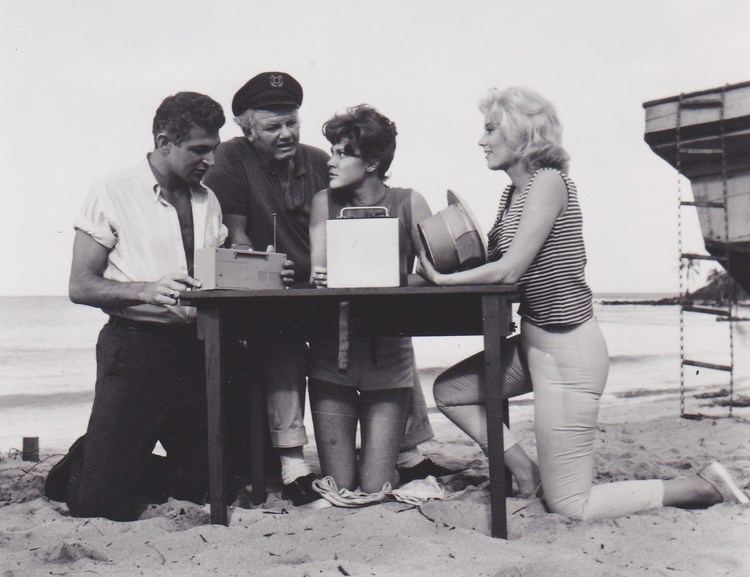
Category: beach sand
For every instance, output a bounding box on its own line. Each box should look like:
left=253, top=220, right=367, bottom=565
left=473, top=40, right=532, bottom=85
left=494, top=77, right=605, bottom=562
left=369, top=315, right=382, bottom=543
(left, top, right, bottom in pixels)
left=1, top=396, right=748, bottom=577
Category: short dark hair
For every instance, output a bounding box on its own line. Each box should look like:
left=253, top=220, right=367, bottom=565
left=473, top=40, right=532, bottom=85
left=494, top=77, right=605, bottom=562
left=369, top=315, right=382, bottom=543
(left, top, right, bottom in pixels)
left=322, top=105, right=397, bottom=179
left=152, top=92, right=225, bottom=145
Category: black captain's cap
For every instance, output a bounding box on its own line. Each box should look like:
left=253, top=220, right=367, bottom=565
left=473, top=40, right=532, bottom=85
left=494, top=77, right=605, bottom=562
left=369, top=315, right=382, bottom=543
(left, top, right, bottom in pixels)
left=231, top=72, right=303, bottom=116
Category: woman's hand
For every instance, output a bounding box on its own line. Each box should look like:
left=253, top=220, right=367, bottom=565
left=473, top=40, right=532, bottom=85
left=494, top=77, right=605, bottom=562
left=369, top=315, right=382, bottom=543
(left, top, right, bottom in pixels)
left=416, top=255, right=449, bottom=285
left=416, top=171, right=567, bottom=287
left=312, top=266, right=328, bottom=288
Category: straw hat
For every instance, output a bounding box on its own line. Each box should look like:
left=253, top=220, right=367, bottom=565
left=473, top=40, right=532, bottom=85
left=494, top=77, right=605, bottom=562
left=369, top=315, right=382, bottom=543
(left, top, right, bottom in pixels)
left=418, top=190, right=486, bottom=273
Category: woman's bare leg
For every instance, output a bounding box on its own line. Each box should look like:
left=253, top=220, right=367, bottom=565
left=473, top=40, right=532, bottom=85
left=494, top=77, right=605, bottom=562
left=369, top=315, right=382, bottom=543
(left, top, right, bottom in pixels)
left=309, top=379, right=358, bottom=490
left=359, top=388, right=411, bottom=493
left=433, top=342, right=540, bottom=495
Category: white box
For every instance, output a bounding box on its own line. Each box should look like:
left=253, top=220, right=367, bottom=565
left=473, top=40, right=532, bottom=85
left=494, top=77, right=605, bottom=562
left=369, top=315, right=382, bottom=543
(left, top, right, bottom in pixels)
left=326, top=211, right=400, bottom=288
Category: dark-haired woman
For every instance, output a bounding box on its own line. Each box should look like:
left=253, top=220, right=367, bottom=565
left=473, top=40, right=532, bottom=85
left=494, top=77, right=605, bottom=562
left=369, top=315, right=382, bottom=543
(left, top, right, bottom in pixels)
left=308, top=105, right=432, bottom=494
left=419, top=86, right=748, bottom=520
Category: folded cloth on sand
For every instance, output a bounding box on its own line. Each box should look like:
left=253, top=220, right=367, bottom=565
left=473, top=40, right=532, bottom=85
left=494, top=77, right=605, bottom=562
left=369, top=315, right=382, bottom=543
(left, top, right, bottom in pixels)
left=312, top=477, right=391, bottom=507
left=312, top=475, right=446, bottom=508
left=391, top=475, right=446, bottom=505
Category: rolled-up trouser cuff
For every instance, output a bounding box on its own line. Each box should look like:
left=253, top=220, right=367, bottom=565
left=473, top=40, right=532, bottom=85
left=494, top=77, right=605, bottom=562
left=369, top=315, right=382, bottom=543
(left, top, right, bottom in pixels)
left=400, top=423, right=434, bottom=451
left=270, top=426, right=308, bottom=448
left=400, top=365, right=435, bottom=450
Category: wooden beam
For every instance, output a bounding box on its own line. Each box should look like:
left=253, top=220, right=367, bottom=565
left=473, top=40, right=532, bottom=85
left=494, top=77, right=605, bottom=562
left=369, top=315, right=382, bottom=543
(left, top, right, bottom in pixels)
left=248, top=382, right=267, bottom=505
left=682, top=359, right=733, bottom=372
left=682, top=304, right=732, bottom=317
left=482, top=295, right=508, bottom=539
left=202, top=305, right=228, bottom=525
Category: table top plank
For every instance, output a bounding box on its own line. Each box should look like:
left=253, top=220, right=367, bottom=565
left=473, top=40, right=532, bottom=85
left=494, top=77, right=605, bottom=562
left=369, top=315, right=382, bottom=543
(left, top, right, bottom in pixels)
left=181, top=284, right=518, bottom=302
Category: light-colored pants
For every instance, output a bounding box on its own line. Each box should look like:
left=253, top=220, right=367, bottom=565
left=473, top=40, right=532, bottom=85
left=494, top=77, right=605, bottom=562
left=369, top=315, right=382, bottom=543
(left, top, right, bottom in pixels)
left=433, top=318, right=664, bottom=521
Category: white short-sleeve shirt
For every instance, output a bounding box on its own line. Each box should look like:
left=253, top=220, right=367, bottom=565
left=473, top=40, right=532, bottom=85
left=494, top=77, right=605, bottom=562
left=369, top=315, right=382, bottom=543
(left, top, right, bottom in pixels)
left=74, top=157, right=228, bottom=324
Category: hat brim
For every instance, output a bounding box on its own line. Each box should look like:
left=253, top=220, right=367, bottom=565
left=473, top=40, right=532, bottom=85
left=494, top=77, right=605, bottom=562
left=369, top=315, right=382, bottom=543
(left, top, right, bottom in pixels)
left=417, top=190, right=487, bottom=273
left=447, top=189, right=487, bottom=258
left=233, top=100, right=301, bottom=116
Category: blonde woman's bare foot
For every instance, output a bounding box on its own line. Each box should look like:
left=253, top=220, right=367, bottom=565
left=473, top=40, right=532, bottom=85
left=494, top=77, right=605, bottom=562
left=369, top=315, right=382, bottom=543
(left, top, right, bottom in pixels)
left=514, top=466, right=542, bottom=498
left=502, top=444, right=541, bottom=497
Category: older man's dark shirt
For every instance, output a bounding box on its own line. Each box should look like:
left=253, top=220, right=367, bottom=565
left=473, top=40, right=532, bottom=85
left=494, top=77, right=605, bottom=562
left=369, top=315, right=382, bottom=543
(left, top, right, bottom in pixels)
left=205, top=137, right=329, bottom=285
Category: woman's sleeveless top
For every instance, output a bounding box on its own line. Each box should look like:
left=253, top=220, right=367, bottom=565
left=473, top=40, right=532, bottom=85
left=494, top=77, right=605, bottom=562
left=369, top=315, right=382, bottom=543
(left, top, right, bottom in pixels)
left=487, top=168, right=593, bottom=327
left=309, top=186, right=417, bottom=390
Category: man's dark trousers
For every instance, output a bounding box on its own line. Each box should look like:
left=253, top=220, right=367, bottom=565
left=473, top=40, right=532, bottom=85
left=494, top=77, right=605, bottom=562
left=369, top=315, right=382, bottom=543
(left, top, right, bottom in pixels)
left=66, top=320, right=209, bottom=521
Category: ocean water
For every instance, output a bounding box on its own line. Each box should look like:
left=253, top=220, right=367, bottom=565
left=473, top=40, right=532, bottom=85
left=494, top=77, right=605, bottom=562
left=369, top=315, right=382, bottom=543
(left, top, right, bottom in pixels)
left=1, top=296, right=748, bottom=454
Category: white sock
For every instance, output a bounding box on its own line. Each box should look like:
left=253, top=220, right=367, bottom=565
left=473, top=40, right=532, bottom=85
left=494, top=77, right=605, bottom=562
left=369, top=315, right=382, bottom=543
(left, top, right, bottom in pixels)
left=396, top=447, right=425, bottom=468
left=278, top=447, right=312, bottom=485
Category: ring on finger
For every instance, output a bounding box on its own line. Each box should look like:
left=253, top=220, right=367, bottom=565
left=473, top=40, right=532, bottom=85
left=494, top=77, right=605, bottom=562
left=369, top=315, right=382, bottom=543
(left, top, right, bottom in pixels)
left=169, top=290, right=177, bottom=299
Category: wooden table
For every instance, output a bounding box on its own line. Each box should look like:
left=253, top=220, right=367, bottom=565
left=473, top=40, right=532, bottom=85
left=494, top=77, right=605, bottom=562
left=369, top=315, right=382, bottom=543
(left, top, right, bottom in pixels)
left=181, top=284, right=518, bottom=538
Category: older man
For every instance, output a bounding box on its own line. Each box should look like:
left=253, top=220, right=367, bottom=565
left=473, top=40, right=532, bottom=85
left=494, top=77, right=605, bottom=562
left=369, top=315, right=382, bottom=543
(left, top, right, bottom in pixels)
left=205, top=72, right=453, bottom=505
left=45, top=92, right=227, bottom=520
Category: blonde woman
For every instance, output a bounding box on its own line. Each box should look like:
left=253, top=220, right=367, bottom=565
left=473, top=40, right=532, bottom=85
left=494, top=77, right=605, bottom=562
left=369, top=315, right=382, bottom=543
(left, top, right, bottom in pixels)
left=419, top=86, right=748, bottom=520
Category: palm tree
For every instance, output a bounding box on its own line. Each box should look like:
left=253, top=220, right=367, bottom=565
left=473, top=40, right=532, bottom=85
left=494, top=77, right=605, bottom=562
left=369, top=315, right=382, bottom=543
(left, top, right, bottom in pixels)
left=680, top=258, right=701, bottom=303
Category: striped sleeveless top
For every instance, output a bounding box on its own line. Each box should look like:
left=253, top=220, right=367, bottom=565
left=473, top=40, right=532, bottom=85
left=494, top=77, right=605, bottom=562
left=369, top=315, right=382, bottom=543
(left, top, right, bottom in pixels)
left=487, top=168, right=593, bottom=327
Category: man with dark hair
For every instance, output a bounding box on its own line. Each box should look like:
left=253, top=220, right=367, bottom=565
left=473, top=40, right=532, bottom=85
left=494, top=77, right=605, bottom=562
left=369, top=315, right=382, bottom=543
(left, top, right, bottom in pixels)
left=152, top=91, right=227, bottom=146
left=45, top=92, right=227, bottom=521
left=205, top=73, right=454, bottom=506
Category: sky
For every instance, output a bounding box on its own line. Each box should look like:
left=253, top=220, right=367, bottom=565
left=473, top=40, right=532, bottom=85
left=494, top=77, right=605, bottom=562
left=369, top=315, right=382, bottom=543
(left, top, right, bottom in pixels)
left=2, top=0, right=749, bottom=295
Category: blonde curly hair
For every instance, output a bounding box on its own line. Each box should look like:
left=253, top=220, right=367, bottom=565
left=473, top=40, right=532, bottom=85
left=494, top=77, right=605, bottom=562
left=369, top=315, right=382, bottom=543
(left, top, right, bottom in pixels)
left=479, top=86, right=569, bottom=173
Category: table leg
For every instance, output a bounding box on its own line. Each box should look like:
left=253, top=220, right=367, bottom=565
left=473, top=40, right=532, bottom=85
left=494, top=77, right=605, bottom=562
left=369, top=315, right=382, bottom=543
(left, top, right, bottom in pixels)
left=201, top=305, right=228, bottom=525
left=482, top=295, right=508, bottom=539
left=248, top=382, right=267, bottom=505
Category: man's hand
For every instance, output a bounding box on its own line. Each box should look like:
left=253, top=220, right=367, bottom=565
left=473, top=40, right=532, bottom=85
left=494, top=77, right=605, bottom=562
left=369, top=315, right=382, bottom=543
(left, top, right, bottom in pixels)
left=70, top=230, right=202, bottom=309
left=281, top=259, right=295, bottom=286
left=138, top=273, right=202, bottom=305
left=266, top=244, right=295, bottom=286
left=311, top=266, right=327, bottom=288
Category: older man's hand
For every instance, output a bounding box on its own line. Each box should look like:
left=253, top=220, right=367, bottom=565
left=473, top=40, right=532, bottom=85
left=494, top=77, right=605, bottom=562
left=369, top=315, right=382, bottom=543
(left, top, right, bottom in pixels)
left=281, top=259, right=296, bottom=286
left=266, top=245, right=296, bottom=286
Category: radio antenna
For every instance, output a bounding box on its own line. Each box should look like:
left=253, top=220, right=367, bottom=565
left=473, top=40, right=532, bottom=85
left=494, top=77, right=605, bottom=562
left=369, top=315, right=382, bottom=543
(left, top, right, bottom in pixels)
left=272, top=212, right=277, bottom=252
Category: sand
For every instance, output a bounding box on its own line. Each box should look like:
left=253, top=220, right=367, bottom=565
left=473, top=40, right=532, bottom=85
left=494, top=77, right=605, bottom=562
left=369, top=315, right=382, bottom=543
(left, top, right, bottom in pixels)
left=1, top=398, right=748, bottom=577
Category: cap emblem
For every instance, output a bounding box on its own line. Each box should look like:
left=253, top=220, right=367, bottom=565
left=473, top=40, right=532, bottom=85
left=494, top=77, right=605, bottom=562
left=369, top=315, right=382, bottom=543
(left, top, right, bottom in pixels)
left=269, top=73, right=284, bottom=88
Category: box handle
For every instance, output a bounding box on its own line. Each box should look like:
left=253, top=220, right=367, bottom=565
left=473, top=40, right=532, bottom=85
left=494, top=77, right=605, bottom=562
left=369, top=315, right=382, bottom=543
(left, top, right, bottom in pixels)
left=338, top=206, right=389, bottom=219
left=233, top=249, right=271, bottom=260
